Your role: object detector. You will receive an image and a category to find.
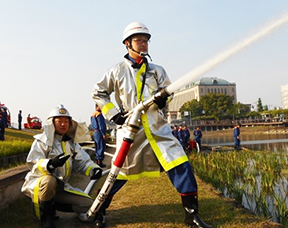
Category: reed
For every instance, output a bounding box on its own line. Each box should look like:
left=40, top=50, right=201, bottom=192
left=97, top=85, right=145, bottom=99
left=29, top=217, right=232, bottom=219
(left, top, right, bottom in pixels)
left=190, top=150, right=288, bottom=226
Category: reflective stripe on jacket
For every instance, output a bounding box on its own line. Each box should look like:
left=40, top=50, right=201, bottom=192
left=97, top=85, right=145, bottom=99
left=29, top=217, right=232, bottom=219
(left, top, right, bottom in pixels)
left=92, top=57, right=188, bottom=180
left=21, top=122, right=98, bottom=199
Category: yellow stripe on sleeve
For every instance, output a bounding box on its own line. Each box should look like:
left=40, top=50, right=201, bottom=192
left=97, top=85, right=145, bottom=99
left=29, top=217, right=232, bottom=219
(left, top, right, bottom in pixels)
left=102, top=102, right=116, bottom=115
left=37, top=159, right=47, bottom=175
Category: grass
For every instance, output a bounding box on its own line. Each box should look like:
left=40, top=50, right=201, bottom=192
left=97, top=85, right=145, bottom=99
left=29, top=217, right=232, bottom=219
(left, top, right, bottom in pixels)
left=4, top=128, right=36, bottom=141
left=0, top=128, right=35, bottom=158
left=0, top=128, right=36, bottom=170
left=0, top=172, right=283, bottom=228
left=0, top=140, right=31, bottom=158
left=105, top=173, right=282, bottom=228
left=0, top=125, right=285, bottom=227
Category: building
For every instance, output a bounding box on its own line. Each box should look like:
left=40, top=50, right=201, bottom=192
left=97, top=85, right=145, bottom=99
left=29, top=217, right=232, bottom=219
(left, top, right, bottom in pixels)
left=167, top=77, right=237, bottom=122
left=281, top=84, right=288, bottom=109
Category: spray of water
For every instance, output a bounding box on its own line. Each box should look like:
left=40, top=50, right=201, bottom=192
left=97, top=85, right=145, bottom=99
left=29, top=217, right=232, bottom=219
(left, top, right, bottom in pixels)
left=166, top=12, right=288, bottom=95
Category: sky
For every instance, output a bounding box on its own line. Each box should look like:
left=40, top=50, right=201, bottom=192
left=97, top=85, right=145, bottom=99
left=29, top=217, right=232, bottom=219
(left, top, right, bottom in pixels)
left=1, top=0, right=288, bottom=126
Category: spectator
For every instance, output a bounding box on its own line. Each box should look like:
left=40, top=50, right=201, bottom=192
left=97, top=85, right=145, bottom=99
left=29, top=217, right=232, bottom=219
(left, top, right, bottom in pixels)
left=177, top=125, right=185, bottom=148
left=91, top=104, right=107, bottom=168
left=233, top=124, right=241, bottom=149
left=18, top=110, right=22, bottom=130
left=27, top=114, right=31, bottom=128
left=183, top=125, right=191, bottom=149
left=171, top=125, right=179, bottom=140
left=193, top=126, right=202, bottom=150
left=0, top=108, right=8, bottom=141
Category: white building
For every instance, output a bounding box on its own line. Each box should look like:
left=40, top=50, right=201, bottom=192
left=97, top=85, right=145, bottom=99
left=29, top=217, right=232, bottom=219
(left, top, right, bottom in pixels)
left=281, top=84, right=288, bottom=109
left=167, top=77, right=237, bottom=122
left=168, top=77, right=237, bottom=111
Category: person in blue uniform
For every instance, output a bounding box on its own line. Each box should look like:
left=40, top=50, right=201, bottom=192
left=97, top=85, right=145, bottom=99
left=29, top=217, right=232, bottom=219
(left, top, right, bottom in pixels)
left=233, top=124, right=241, bottom=149
left=0, top=108, right=8, bottom=140
left=193, top=126, right=202, bottom=150
left=91, top=104, right=107, bottom=168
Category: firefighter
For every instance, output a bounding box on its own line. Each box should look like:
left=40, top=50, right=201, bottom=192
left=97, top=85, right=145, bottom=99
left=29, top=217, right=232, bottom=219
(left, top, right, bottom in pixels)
left=27, top=113, right=32, bottom=128
left=91, top=104, right=107, bottom=167
left=0, top=107, right=8, bottom=140
left=18, top=110, right=22, bottom=130
left=92, top=22, right=212, bottom=228
left=233, top=124, right=241, bottom=149
left=193, top=126, right=203, bottom=150
left=21, top=104, right=102, bottom=228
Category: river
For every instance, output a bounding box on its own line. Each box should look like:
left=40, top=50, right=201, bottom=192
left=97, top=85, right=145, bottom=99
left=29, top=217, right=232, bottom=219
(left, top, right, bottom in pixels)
left=200, top=126, right=288, bottom=152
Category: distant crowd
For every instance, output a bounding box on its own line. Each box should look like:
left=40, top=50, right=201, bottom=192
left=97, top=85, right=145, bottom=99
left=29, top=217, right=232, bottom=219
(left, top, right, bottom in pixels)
left=171, top=125, right=203, bottom=152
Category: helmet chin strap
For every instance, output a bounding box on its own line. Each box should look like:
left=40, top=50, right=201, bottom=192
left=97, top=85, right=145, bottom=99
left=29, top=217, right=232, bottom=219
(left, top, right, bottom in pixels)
left=140, top=52, right=152, bottom=62
left=128, top=44, right=152, bottom=62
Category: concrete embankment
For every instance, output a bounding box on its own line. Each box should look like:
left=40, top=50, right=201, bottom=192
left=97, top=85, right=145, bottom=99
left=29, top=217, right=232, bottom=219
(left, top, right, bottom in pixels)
left=0, top=165, right=29, bottom=210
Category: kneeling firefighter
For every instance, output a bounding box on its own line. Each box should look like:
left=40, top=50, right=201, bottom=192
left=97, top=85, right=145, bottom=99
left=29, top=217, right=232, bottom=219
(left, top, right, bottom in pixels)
left=21, top=104, right=102, bottom=228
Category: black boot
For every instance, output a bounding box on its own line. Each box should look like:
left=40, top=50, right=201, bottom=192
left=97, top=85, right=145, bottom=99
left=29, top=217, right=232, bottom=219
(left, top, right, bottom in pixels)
left=97, top=159, right=106, bottom=168
left=95, top=210, right=106, bottom=228
left=181, top=195, right=213, bottom=228
left=39, top=199, right=56, bottom=228
left=95, top=197, right=112, bottom=228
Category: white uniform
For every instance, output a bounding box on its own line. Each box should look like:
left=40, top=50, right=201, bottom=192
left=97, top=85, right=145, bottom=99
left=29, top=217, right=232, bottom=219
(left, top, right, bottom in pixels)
left=92, top=56, right=188, bottom=180
left=21, top=118, right=98, bottom=199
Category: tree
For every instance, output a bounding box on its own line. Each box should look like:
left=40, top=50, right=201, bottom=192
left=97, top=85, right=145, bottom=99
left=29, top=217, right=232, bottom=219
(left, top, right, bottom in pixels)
left=232, top=102, right=250, bottom=118
left=199, top=93, right=235, bottom=121
left=178, top=93, right=259, bottom=121
left=257, top=98, right=263, bottom=112
left=179, top=99, right=202, bottom=118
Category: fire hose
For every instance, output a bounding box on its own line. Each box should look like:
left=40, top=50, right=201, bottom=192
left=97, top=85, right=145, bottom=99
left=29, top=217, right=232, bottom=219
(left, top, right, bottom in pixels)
left=84, top=91, right=164, bottom=219
left=81, top=11, right=288, bottom=220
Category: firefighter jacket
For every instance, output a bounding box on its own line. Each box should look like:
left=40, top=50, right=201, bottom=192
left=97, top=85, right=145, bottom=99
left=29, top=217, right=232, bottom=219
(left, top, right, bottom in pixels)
left=21, top=118, right=99, bottom=199
left=92, top=55, right=188, bottom=180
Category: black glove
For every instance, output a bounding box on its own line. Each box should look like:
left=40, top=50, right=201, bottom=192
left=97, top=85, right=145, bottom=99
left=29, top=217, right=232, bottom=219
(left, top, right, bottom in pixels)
left=48, top=153, right=70, bottom=171
left=90, top=167, right=102, bottom=180
left=112, top=113, right=127, bottom=125
left=154, top=93, right=168, bottom=109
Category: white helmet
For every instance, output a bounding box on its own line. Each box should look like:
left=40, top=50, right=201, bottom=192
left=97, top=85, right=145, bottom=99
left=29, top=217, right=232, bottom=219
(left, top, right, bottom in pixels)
left=122, top=22, right=151, bottom=44
left=48, top=104, right=71, bottom=119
